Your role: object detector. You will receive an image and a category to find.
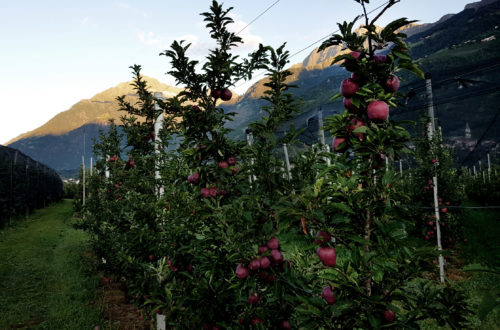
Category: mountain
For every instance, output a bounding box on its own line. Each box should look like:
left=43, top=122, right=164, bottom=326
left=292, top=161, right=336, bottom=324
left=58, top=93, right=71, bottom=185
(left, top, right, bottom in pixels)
left=7, top=77, right=183, bottom=146
left=7, top=0, right=500, bottom=173
left=7, top=77, right=238, bottom=173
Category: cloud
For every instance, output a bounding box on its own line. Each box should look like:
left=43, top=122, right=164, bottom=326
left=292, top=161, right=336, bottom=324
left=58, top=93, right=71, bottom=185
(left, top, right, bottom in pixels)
left=228, top=14, right=263, bottom=51
left=136, top=31, right=163, bottom=46
left=118, top=2, right=149, bottom=18
left=171, top=34, right=216, bottom=56
left=118, top=3, right=131, bottom=11
left=81, top=16, right=89, bottom=25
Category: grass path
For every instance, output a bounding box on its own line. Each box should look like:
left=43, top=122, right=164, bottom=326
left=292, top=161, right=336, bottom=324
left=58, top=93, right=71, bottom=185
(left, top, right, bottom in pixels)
left=0, top=200, right=104, bottom=329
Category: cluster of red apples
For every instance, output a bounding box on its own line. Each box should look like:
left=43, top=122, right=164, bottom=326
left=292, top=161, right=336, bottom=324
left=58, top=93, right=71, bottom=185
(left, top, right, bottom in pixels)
left=234, top=237, right=292, bottom=329
left=333, top=51, right=400, bottom=152
left=187, top=155, right=237, bottom=198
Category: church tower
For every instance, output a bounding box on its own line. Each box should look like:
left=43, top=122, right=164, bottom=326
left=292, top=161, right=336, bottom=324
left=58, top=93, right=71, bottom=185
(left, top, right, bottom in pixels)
left=465, top=122, right=471, bottom=139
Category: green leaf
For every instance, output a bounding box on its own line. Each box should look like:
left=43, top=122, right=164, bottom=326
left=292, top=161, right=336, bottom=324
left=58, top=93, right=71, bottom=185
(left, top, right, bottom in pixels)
left=330, top=93, right=342, bottom=101
left=330, top=202, right=354, bottom=214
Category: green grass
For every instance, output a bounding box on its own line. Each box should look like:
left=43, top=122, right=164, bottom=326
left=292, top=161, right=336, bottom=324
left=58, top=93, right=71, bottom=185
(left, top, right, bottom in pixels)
left=0, top=200, right=106, bottom=329
left=420, top=202, right=500, bottom=329
left=459, top=202, right=500, bottom=329
left=461, top=202, right=500, bottom=269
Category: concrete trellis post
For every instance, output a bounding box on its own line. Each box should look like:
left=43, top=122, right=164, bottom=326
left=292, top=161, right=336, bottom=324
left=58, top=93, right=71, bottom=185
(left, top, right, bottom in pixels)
left=399, top=159, right=403, bottom=176
left=154, top=92, right=165, bottom=198
left=487, top=152, right=491, bottom=182
left=245, top=129, right=257, bottom=183
left=153, top=92, right=166, bottom=330
left=25, top=159, right=29, bottom=218
left=105, top=155, right=110, bottom=179
left=318, top=110, right=331, bottom=166
left=283, top=143, right=292, bottom=181
left=82, top=156, right=86, bottom=206
left=473, top=165, right=477, bottom=179
left=425, top=72, right=445, bottom=283
left=90, top=157, right=93, bottom=177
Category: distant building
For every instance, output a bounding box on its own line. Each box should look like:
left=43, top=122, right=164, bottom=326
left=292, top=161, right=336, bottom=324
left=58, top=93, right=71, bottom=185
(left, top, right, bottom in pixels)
left=465, top=122, right=471, bottom=139
left=445, top=122, right=495, bottom=151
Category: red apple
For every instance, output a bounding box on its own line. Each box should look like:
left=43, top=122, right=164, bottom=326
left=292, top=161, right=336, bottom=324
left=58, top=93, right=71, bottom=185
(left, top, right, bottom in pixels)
left=383, top=309, right=395, bottom=322
left=191, top=105, right=201, bottom=112
left=211, top=89, right=221, bottom=99
left=236, top=264, right=249, bottom=279
left=428, top=221, right=434, bottom=226
left=231, top=167, right=238, bottom=174
left=104, top=277, right=110, bottom=284
left=218, top=161, right=229, bottom=169
left=270, top=249, right=283, bottom=263
left=340, top=78, right=360, bottom=98
left=314, top=231, right=331, bottom=245
left=248, top=293, right=260, bottom=305
left=267, top=237, right=279, bottom=250
left=317, top=246, right=337, bottom=267
left=279, top=320, right=291, bottom=329
left=374, top=54, right=387, bottom=63
left=425, top=235, right=430, bottom=240
left=348, top=118, right=365, bottom=140
left=441, top=208, right=447, bottom=213
left=201, top=188, right=210, bottom=198
left=431, top=159, right=438, bottom=163
left=209, top=187, right=218, bottom=197
left=188, top=172, right=199, bottom=184
left=321, top=286, right=336, bottom=305
left=249, top=258, right=260, bottom=270
left=332, top=137, right=346, bottom=152
left=259, top=272, right=268, bottom=281
left=251, top=317, right=263, bottom=325
left=259, top=257, right=271, bottom=269
left=385, top=75, right=400, bottom=93
left=344, top=51, right=361, bottom=64
left=343, top=98, right=361, bottom=113
left=227, top=156, right=237, bottom=165
left=367, top=100, right=389, bottom=121
left=148, top=254, right=154, bottom=261
left=258, top=245, right=269, bottom=255
left=220, top=88, right=232, bottom=101
left=351, top=72, right=363, bottom=83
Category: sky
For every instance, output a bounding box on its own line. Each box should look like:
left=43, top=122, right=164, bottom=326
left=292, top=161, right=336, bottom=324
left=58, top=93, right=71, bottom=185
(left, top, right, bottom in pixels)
left=0, top=0, right=475, bottom=144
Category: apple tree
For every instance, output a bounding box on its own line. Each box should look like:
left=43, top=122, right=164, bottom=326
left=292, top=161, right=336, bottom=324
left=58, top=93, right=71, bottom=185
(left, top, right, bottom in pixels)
left=286, top=0, right=471, bottom=328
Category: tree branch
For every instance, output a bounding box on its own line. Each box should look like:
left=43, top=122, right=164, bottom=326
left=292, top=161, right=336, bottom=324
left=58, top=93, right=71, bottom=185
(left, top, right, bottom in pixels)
left=370, top=0, right=400, bottom=26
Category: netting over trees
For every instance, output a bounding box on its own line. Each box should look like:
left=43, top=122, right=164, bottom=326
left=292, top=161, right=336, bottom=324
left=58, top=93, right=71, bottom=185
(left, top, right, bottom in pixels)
left=0, top=145, right=63, bottom=226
